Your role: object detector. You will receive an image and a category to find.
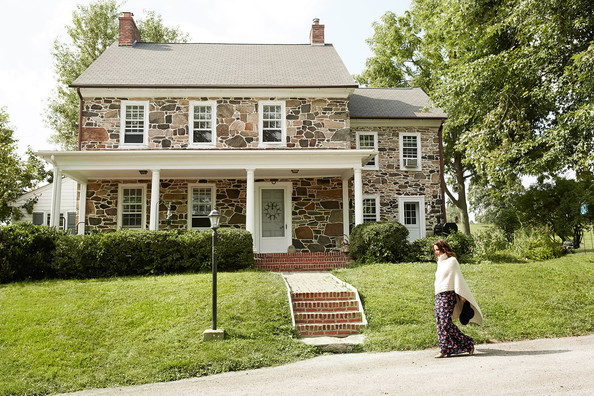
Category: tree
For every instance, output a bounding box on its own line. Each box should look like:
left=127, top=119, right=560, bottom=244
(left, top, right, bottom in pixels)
left=357, top=1, right=594, bottom=234
left=45, top=0, right=190, bottom=150
left=356, top=9, right=476, bottom=235
left=0, top=108, right=50, bottom=223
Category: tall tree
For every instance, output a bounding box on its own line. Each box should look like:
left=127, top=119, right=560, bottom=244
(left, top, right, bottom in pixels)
left=45, top=0, right=190, bottom=150
left=357, top=0, right=594, bottom=234
left=0, top=108, right=50, bottom=223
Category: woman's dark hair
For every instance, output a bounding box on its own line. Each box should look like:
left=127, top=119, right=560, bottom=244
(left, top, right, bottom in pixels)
left=433, top=239, right=457, bottom=259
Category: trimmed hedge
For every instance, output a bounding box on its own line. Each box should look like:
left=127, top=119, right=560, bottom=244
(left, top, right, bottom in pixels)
left=0, top=224, right=254, bottom=283
left=349, top=222, right=410, bottom=263
left=409, top=232, right=475, bottom=263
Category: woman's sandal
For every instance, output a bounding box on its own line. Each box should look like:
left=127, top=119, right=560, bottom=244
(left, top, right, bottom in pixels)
left=468, top=346, right=475, bottom=356
left=434, top=352, right=450, bottom=358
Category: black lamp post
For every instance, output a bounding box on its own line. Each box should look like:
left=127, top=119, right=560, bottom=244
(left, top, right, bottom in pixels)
left=208, top=209, right=221, bottom=331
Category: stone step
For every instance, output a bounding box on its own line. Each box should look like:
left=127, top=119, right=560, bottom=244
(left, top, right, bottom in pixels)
left=296, top=322, right=365, bottom=337
left=292, top=300, right=360, bottom=312
left=295, top=311, right=363, bottom=324
left=291, top=291, right=356, bottom=302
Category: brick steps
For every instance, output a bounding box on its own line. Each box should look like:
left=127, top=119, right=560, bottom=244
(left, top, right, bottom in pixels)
left=255, top=252, right=353, bottom=272
left=290, top=288, right=366, bottom=338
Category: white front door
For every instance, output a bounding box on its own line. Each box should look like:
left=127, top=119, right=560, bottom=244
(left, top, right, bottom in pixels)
left=257, top=183, right=292, bottom=253
left=399, top=196, right=426, bottom=242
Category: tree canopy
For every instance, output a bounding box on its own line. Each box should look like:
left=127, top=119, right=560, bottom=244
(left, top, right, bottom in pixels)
left=45, top=0, right=190, bottom=150
left=0, top=108, right=50, bottom=223
left=357, top=0, right=594, bottom=233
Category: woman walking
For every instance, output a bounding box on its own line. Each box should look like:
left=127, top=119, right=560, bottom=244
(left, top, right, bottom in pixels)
left=433, top=240, right=483, bottom=358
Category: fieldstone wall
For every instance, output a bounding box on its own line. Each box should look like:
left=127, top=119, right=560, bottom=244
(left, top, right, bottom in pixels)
left=80, top=97, right=350, bottom=150
left=351, top=126, right=444, bottom=232
left=80, top=177, right=346, bottom=252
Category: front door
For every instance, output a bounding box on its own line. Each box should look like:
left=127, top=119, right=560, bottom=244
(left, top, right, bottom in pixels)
left=399, top=196, right=426, bottom=242
left=257, top=183, right=292, bottom=253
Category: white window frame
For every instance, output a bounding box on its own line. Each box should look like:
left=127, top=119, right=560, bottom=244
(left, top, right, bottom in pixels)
left=399, top=132, right=422, bottom=171
left=398, top=195, right=426, bottom=239
left=120, top=101, right=149, bottom=148
left=118, top=184, right=147, bottom=230
left=356, top=132, right=379, bottom=170
left=362, top=194, right=380, bottom=223
left=187, top=184, right=216, bottom=230
left=258, top=101, right=286, bottom=147
left=189, top=101, right=217, bottom=147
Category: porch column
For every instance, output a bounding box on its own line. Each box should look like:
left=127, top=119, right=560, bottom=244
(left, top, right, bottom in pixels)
left=354, top=167, right=363, bottom=225
left=50, top=166, right=62, bottom=228
left=246, top=168, right=256, bottom=250
left=342, top=176, right=350, bottom=238
left=78, top=182, right=87, bottom=234
left=149, top=169, right=160, bottom=231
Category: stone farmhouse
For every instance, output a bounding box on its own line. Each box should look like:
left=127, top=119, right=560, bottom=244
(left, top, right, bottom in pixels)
left=36, top=13, right=447, bottom=256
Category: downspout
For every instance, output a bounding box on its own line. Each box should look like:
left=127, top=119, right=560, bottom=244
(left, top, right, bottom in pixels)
left=438, top=119, right=447, bottom=223
left=77, top=88, right=83, bottom=151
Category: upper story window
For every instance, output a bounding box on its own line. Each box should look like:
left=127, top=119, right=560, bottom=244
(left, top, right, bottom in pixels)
left=399, top=132, right=421, bottom=171
left=259, top=101, right=286, bottom=146
left=356, top=132, right=378, bottom=170
left=190, top=101, right=216, bottom=146
left=118, top=184, right=146, bottom=229
left=188, top=184, right=215, bottom=229
left=121, top=101, right=149, bottom=147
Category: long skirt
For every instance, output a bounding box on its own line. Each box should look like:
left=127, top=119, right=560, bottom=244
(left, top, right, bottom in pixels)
left=435, top=291, right=474, bottom=354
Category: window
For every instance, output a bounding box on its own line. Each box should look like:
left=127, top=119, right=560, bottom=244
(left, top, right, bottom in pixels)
left=121, top=101, right=149, bottom=146
left=399, top=132, right=421, bottom=170
left=362, top=195, right=380, bottom=223
left=34, top=212, right=69, bottom=230
left=188, top=184, right=215, bottom=229
left=118, top=184, right=146, bottom=229
left=259, top=101, right=286, bottom=146
left=357, top=132, right=378, bottom=170
left=190, top=101, right=216, bottom=145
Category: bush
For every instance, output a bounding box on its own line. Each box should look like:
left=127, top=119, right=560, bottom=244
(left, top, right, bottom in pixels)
left=473, top=227, right=510, bottom=259
left=0, top=223, right=63, bottom=282
left=349, top=222, right=410, bottom=264
left=512, top=228, right=564, bottom=261
left=408, top=232, right=475, bottom=263
left=2, top=226, right=254, bottom=283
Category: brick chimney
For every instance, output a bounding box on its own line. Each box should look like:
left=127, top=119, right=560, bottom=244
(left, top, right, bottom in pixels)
left=309, top=18, right=325, bottom=45
left=119, top=12, right=141, bottom=46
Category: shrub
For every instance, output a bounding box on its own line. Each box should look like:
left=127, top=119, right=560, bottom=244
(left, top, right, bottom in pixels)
left=2, top=226, right=254, bottom=283
left=473, top=227, right=510, bottom=259
left=0, top=223, right=63, bottom=283
left=409, top=236, right=436, bottom=262
left=445, top=232, right=475, bottom=262
left=408, top=232, right=475, bottom=263
left=512, top=228, right=564, bottom=261
left=349, top=222, right=410, bottom=264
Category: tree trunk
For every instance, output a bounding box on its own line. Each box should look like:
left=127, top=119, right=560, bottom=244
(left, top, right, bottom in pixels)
left=444, top=151, right=472, bottom=235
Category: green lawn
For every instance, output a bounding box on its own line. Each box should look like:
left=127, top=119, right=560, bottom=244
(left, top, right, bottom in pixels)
left=1, top=254, right=593, bottom=395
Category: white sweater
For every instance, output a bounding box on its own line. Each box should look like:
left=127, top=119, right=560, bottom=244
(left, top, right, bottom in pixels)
left=435, top=254, right=483, bottom=325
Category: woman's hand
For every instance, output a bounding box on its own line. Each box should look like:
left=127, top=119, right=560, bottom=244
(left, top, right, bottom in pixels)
left=459, top=295, right=467, bottom=303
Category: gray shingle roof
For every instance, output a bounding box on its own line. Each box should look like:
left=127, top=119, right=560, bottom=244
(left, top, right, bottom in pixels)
left=72, top=42, right=357, bottom=88
left=349, top=88, right=447, bottom=119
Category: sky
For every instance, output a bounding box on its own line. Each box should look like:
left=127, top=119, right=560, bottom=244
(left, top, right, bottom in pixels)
left=0, top=0, right=412, bottom=155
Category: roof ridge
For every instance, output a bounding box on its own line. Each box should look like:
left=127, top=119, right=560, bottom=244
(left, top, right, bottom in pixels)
left=134, top=42, right=334, bottom=47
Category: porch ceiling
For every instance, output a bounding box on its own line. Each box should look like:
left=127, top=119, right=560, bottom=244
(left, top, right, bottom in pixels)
left=35, top=149, right=376, bottom=183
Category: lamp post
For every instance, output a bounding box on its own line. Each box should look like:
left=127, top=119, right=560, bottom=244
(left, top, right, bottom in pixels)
left=203, top=209, right=225, bottom=340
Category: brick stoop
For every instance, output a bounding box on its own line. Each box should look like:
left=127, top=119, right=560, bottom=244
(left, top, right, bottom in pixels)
left=291, top=290, right=366, bottom=337
left=255, top=252, right=353, bottom=272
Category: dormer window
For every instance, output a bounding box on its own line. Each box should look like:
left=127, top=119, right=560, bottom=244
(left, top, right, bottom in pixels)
left=190, top=101, right=216, bottom=146
left=259, top=101, right=286, bottom=146
left=121, top=101, right=148, bottom=147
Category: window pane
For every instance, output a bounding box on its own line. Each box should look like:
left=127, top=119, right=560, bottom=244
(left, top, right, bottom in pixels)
left=124, top=105, right=145, bottom=144
left=191, top=187, right=213, bottom=228
left=363, top=198, right=377, bottom=223
left=193, top=105, right=213, bottom=143
left=262, top=105, right=283, bottom=142
left=121, top=188, right=143, bottom=229
left=402, top=136, right=418, bottom=159
left=404, top=202, right=417, bottom=225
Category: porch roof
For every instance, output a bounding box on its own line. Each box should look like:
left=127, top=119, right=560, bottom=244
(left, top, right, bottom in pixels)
left=35, top=149, right=376, bottom=183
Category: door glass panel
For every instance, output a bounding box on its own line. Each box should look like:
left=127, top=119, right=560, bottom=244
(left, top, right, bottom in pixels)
left=404, top=202, right=418, bottom=225
left=261, top=189, right=284, bottom=238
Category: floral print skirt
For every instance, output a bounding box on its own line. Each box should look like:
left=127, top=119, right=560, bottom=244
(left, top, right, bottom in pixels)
left=435, top=290, right=474, bottom=354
